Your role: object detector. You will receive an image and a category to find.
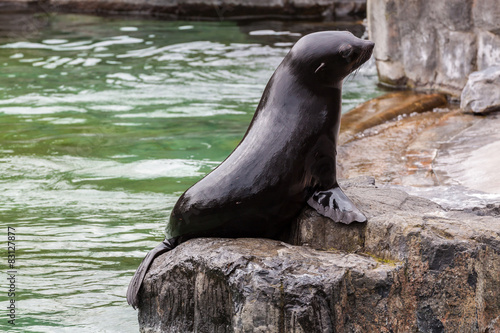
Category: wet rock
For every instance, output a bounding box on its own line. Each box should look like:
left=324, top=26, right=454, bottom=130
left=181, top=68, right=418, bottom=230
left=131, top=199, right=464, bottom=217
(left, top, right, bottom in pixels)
left=461, top=66, right=500, bottom=114
left=138, top=184, right=500, bottom=332
left=432, top=111, right=500, bottom=196
left=139, top=237, right=402, bottom=333
left=337, top=90, right=500, bottom=209
left=465, top=204, right=500, bottom=217
left=367, top=0, right=500, bottom=96
left=340, top=91, right=447, bottom=144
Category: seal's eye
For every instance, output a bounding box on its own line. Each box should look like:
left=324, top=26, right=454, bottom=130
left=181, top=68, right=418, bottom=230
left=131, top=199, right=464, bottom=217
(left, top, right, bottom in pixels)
left=339, top=44, right=353, bottom=63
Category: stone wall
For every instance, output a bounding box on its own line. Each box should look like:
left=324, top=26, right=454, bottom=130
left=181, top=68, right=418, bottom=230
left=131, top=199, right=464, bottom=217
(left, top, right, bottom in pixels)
left=0, top=0, right=366, bottom=20
left=367, top=0, right=500, bottom=97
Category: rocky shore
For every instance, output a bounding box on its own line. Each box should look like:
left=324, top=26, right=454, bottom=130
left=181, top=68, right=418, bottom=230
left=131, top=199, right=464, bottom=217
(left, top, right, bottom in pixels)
left=111, top=0, right=500, bottom=329
left=137, top=89, right=500, bottom=331
left=139, top=179, right=500, bottom=332
left=2, top=0, right=497, bottom=331
left=338, top=93, right=500, bottom=208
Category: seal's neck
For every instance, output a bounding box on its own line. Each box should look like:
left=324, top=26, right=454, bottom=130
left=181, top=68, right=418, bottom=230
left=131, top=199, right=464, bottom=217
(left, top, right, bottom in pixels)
left=328, top=80, right=343, bottom=90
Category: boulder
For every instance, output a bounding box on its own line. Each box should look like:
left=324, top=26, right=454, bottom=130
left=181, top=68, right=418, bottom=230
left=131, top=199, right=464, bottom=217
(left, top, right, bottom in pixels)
left=139, top=238, right=401, bottom=333
left=461, top=66, right=500, bottom=113
left=138, top=180, right=500, bottom=332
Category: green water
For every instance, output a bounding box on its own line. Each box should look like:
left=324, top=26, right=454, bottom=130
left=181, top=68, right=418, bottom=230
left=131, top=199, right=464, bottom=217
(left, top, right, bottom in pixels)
left=0, top=12, right=382, bottom=332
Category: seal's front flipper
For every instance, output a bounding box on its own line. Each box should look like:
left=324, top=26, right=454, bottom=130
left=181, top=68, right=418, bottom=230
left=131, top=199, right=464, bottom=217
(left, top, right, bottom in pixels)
left=126, top=238, right=177, bottom=309
left=307, top=187, right=367, bottom=224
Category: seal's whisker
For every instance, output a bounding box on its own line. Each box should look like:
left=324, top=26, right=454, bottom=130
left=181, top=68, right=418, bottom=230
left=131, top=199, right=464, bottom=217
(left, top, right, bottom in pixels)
left=351, top=68, right=361, bottom=81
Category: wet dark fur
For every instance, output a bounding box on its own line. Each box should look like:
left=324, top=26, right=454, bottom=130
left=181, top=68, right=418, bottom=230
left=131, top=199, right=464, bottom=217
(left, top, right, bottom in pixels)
left=127, top=31, right=374, bottom=308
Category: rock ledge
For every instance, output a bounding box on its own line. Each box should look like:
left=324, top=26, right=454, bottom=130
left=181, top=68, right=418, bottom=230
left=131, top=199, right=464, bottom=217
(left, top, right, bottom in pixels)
left=139, top=183, right=500, bottom=332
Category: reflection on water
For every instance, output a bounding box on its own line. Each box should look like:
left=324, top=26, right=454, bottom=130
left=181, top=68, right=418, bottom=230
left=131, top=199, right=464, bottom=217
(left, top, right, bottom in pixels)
left=0, top=13, right=382, bottom=332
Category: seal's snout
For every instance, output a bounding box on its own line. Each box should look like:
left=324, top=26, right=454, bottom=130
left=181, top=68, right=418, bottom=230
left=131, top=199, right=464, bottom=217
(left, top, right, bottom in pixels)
left=346, top=40, right=374, bottom=73
left=364, top=41, right=375, bottom=56
left=358, top=40, right=374, bottom=59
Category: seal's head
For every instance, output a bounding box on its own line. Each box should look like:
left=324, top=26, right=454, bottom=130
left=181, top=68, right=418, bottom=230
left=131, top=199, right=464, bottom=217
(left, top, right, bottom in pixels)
left=287, top=31, right=374, bottom=89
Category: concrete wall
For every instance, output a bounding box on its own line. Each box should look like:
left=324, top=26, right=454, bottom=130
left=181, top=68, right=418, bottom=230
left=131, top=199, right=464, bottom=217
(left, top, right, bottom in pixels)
left=367, top=0, right=500, bottom=97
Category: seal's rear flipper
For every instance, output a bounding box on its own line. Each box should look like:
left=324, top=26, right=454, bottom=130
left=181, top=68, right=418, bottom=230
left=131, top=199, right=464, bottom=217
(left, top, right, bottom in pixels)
left=126, top=238, right=177, bottom=309
left=307, top=187, right=367, bottom=224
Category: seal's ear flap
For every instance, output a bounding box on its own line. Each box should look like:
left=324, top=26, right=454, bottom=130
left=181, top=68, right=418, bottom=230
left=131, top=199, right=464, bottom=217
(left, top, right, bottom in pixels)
left=307, top=187, right=367, bottom=224
left=314, top=62, right=326, bottom=74
left=339, top=44, right=353, bottom=63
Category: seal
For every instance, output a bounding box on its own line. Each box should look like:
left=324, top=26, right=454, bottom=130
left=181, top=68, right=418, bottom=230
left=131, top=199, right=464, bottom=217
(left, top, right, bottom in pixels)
left=127, top=31, right=374, bottom=308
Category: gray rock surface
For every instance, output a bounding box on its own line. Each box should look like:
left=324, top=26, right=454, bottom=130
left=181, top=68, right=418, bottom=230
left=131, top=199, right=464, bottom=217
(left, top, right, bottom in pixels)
left=138, top=180, right=500, bottom=332
left=367, top=0, right=500, bottom=96
left=461, top=66, right=500, bottom=113
left=336, top=93, right=500, bottom=209
left=139, top=238, right=399, bottom=333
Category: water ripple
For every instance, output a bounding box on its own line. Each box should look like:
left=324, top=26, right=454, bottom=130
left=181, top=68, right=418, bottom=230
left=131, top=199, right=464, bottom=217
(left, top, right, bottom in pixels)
left=1, top=35, right=144, bottom=51
left=0, top=14, right=382, bottom=333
